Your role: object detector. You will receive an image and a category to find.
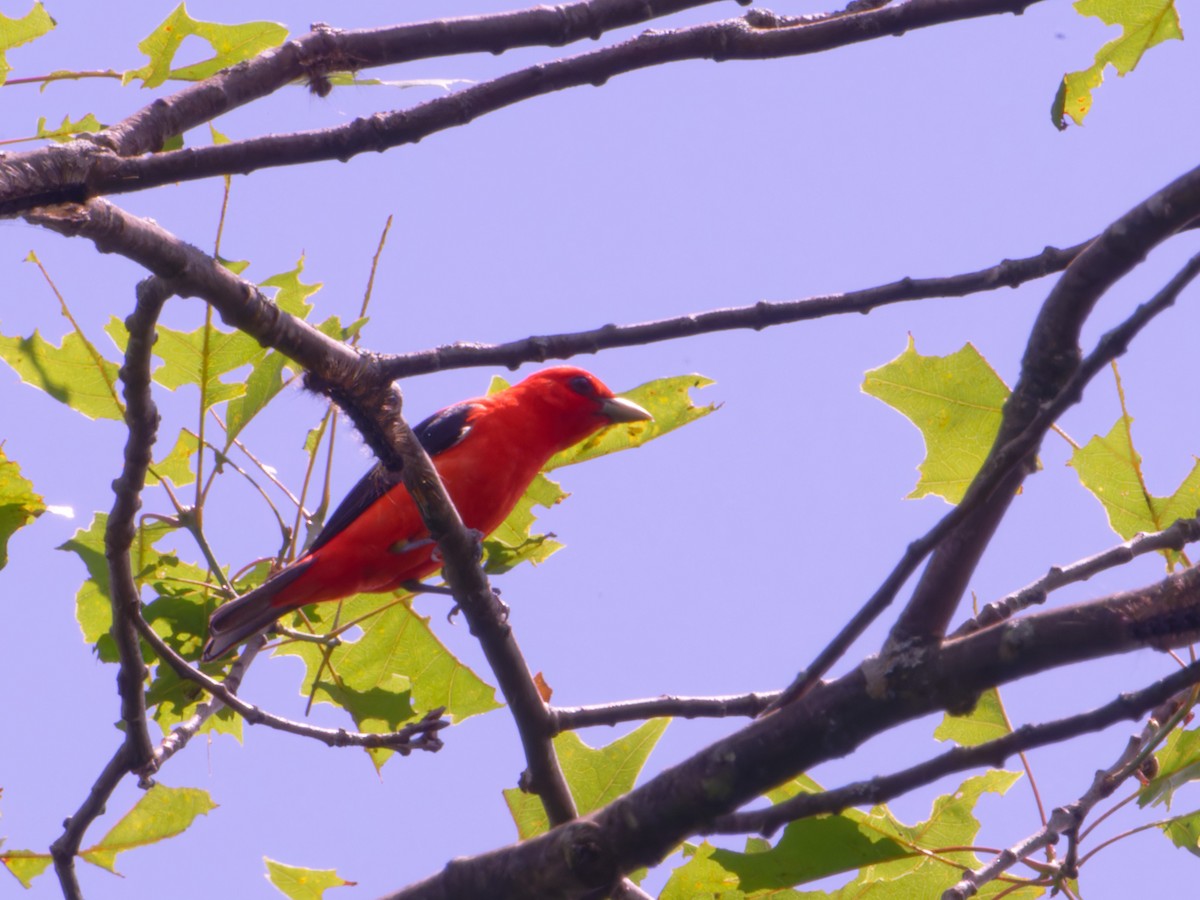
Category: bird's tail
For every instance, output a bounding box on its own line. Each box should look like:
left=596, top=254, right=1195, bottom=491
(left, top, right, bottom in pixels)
left=202, top=560, right=314, bottom=662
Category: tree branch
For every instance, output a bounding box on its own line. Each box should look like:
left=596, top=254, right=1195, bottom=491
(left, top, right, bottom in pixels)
left=709, top=661, right=1200, bottom=838
left=381, top=565, right=1200, bottom=898
left=941, top=686, right=1196, bottom=898
left=550, top=691, right=777, bottom=732
left=892, top=160, right=1200, bottom=643
left=134, top=613, right=447, bottom=751
left=379, top=240, right=1088, bottom=379
left=764, top=248, right=1200, bottom=715
left=953, top=513, right=1200, bottom=639
left=0, top=0, right=1043, bottom=215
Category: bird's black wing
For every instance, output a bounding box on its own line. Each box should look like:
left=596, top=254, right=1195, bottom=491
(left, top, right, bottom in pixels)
left=305, top=401, right=480, bottom=554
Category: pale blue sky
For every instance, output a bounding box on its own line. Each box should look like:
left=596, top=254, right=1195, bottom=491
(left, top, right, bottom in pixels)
left=2, top=2, right=1199, bottom=897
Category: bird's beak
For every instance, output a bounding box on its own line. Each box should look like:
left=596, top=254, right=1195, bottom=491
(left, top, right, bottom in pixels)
left=601, top=395, right=653, bottom=424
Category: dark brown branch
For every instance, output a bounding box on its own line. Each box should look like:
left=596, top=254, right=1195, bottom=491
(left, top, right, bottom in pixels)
left=0, top=0, right=1042, bottom=215
left=764, top=248, right=1200, bottom=715
left=106, top=279, right=168, bottom=767
left=892, top=162, right=1200, bottom=644
left=380, top=240, right=1089, bottom=379
left=104, top=0, right=736, bottom=156
left=710, top=661, right=1200, bottom=838
left=49, top=743, right=136, bottom=900
left=942, top=688, right=1196, bottom=898
left=382, top=418, right=579, bottom=824
left=381, top=566, right=1200, bottom=899
left=953, top=513, right=1200, bottom=639
left=49, top=278, right=172, bottom=899
left=550, top=691, right=777, bottom=732
left=134, top=613, right=447, bottom=751
left=146, top=637, right=262, bottom=773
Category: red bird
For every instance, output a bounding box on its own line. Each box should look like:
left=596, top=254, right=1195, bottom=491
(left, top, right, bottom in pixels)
left=202, top=367, right=652, bottom=660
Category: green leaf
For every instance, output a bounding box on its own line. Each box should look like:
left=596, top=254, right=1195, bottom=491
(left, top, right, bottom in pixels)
left=0, top=327, right=124, bottom=421
left=1, top=849, right=52, bottom=888
left=141, top=556, right=242, bottom=738
left=274, top=595, right=499, bottom=768
left=126, top=4, right=287, bottom=88
left=1070, top=413, right=1200, bottom=567
left=547, top=374, right=717, bottom=470
left=223, top=261, right=324, bottom=441
left=35, top=112, right=104, bottom=142
left=80, top=785, right=215, bottom=872
left=0, top=2, right=55, bottom=84
left=262, top=258, right=323, bottom=318
left=146, top=322, right=263, bottom=412
left=1053, top=0, right=1183, bottom=129
left=710, top=771, right=1021, bottom=893
left=863, top=338, right=1011, bottom=505
left=265, top=858, right=355, bottom=899
left=1140, top=727, right=1200, bottom=809
left=1161, top=810, right=1200, bottom=857
left=146, top=428, right=199, bottom=487
left=0, top=446, right=45, bottom=570
left=503, top=719, right=669, bottom=840
left=659, top=843, right=745, bottom=900
left=934, top=688, right=1011, bottom=747
left=60, top=514, right=181, bottom=661
left=483, top=473, right=567, bottom=575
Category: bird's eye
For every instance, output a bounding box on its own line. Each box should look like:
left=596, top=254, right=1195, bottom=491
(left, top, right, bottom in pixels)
left=569, top=375, right=597, bottom=397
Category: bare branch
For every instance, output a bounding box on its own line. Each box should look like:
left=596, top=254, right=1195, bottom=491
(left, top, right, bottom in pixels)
left=134, top=613, right=447, bottom=751
left=382, top=566, right=1200, bottom=898
left=550, top=691, right=777, bottom=732
left=954, top=513, right=1200, bottom=639
left=146, top=639, right=262, bottom=774
left=380, top=240, right=1089, bottom=379
left=710, top=662, right=1200, bottom=838
left=0, top=0, right=1042, bottom=215
left=49, top=743, right=137, bottom=900
left=942, top=687, right=1197, bottom=898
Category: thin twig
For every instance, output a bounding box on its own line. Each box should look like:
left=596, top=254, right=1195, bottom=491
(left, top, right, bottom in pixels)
left=134, top=610, right=447, bottom=751
left=550, top=691, right=777, bottom=732
left=953, top=513, right=1200, bottom=638
left=380, top=240, right=1088, bottom=379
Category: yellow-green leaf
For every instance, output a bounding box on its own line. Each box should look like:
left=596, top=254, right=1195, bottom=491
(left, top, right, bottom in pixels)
left=1070, top=414, right=1200, bottom=567
left=0, top=328, right=123, bottom=420
left=146, top=428, right=199, bottom=487
left=483, top=473, right=567, bottom=574
left=934, top=688, right=1011, bottom=747
left=274, top=595, right=499, bottom=768
left=265, top=858, right=355, bottom=899
left=147, top=323, right=262, bottom=411
left=126, top=4, right=287, bottom=88
left=1, top=849, right=52, bottom=888
left=1161, top=810, right=1200, bottom=857
left=713, top=771, right=1022, bottom=893
left=0, top=446, right=45, bottom=570
left=504, top=719, right=669, bottom=839
left=863, top=338, right=1011, bottom=504
left=1140, top=728, right=1200, bottom=809
left=0, top=2, right=55, bottom=84
left=35, top=112, right=105, bottom=142
left=80, top=785, right=215, bottom=872
left=1052, top=0, right=1183, bottom=129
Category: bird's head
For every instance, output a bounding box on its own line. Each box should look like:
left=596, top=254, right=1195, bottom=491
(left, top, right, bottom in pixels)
left=501, top=366, right=653, bottom=453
